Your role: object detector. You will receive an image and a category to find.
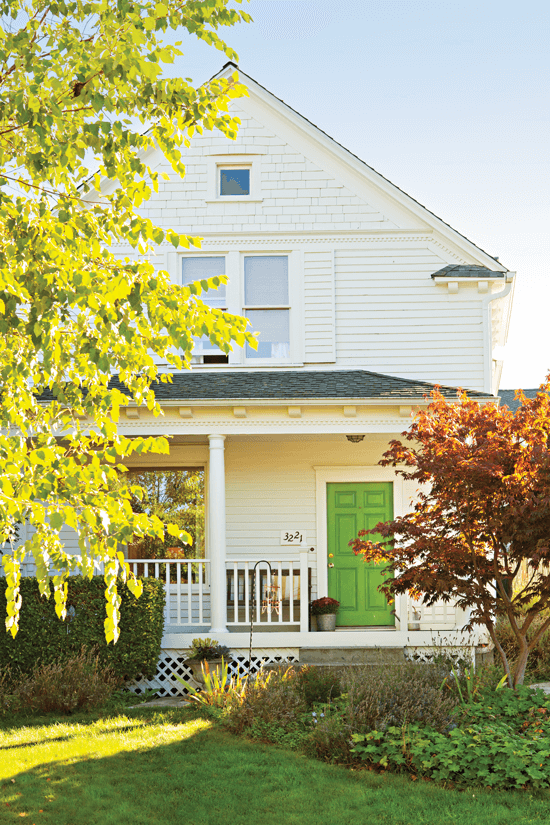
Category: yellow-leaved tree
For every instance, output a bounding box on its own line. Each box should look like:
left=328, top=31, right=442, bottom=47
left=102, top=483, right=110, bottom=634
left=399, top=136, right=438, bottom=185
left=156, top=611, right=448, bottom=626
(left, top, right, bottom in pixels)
left=0, top=0, right=254, bottom=641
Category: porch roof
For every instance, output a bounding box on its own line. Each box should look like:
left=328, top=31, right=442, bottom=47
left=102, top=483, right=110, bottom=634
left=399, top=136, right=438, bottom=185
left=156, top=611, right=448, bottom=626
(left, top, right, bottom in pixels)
left=110, top=369, right=492, bottom=403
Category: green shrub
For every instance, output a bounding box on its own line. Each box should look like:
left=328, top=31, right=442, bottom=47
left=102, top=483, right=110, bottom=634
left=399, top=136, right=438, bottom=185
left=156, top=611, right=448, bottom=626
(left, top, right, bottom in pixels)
left=304, top=663, right=457, bottom=764
left=16, top=648, right=120, bottom=714
left=496, top=613, right=550, bottom=682
left=351, top=685, right=550, bottom=789
left=352, top=721, right=550, bottom=790
left=296, top=665, right=341, bottom=707
left=221, top=666, right=307, bottom=735
left=0, top=576, right=164, bottom=682
left=456, top=683, right=550, bottom=734
left=248, top=718, right=309, bottom=749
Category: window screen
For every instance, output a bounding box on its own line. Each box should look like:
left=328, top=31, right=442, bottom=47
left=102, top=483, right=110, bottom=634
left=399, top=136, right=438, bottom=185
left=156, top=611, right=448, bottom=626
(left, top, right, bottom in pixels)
left=244, top=256, right=288, bottom=305
left=220, top=168, right=250, bottom=196
left=245, top=310, right=290, bottom=359
left=243, top=256, right=290, bottom=360
left=182, top=257, right=226, bottom=309
left=182, top=257, right=226, bottom=353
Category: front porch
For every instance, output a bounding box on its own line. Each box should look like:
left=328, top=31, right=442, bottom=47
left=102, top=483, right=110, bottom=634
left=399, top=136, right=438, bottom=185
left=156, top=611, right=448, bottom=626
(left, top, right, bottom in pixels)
left=127, top=555, right=475, bottom=651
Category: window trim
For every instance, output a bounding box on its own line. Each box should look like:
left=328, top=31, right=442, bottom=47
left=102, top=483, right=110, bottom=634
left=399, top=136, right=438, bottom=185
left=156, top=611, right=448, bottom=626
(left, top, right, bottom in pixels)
left=181, top=254, right=228, bottom=362
left=205, top=154, right=263, bottom=203
left=241, top=253, right=297, bottom=365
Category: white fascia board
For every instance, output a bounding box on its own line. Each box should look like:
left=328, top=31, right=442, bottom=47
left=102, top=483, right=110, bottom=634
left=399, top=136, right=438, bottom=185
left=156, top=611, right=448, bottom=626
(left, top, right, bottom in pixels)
left=157, top=395, right=496, bottom=408
left=217, top=65, right=506, bottom=271
left=433, top=276, right=506, bottom=284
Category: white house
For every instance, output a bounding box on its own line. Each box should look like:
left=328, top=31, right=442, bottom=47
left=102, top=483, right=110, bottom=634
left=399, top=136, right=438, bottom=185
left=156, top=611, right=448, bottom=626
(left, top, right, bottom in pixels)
left=25, top=64, right=516, bottom=692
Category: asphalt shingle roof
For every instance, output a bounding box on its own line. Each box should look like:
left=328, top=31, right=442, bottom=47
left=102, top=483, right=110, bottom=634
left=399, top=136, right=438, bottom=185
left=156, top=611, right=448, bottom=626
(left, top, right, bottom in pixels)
left=103, top=369, right=491, bottom=402
left=431, top=265, right=505, bottom=279
left=498, top=389, right=540, bottom=414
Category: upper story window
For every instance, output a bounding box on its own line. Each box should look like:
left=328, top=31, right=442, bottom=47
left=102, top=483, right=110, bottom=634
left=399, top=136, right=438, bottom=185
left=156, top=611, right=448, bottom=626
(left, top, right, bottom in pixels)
left=220, top=167, right=250, bottom=197
left=244, top=256, right=290, bottom=360
left=205, top=155, right=261, bottom=202
left=182, top=257, right=229, bottom=364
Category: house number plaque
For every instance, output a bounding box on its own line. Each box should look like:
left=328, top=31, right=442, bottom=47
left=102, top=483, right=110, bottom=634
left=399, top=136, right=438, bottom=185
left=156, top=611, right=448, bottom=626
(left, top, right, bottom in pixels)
left=280, top=529, right=307, bottom=546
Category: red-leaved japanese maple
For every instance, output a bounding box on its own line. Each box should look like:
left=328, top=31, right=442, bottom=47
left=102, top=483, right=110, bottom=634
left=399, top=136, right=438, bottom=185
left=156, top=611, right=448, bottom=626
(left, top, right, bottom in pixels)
left=349, top=380, right=550, bottom=687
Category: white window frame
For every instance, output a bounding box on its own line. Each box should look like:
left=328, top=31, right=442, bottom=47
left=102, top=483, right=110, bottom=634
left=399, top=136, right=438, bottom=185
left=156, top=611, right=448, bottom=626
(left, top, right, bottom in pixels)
left=240, top=251, right=303, bottom=366
left=205, top=154, right=263, bottom=203
left=177, top=249, right=303, bottom=368
left=180, top=253, right=230, bottom=365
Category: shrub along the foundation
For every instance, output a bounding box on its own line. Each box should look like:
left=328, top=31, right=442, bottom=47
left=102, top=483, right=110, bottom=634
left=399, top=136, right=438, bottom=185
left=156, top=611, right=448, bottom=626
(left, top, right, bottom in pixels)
left=0, top=576, right=164, bottom=682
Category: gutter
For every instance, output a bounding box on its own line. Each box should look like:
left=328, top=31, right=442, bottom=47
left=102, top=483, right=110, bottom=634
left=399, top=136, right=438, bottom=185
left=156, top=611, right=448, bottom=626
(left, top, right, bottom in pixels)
left=481, top=272, right=515, bottom=394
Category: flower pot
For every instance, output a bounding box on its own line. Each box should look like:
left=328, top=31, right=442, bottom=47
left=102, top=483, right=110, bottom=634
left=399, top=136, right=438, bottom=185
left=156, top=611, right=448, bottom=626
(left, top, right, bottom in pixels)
left=316, top=613, right=337, bottom=631
left=185, top=658, right=227, bottom=687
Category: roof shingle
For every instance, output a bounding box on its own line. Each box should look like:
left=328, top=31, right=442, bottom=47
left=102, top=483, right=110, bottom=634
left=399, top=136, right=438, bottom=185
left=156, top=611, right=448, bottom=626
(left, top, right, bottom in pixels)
left=103, top=369, right=491, bottom=402
left=431, top=265, right=505, bottom=279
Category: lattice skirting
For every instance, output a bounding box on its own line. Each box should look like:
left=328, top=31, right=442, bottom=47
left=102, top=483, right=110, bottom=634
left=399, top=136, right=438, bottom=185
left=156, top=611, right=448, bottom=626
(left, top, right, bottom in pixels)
left=127, top=648, right=299, bottom=697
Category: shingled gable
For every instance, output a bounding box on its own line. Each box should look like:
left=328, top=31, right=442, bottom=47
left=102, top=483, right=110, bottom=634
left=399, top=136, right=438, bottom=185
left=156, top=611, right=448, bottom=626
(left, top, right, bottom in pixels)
left=104, top=370, right=493, bottom=403
left=214, top=62, right=507, bottom=271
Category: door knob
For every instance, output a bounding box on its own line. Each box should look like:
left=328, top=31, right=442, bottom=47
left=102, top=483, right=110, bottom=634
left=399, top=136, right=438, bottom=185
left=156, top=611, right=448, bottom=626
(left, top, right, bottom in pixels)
left=328, top=563, right=334, bottom=568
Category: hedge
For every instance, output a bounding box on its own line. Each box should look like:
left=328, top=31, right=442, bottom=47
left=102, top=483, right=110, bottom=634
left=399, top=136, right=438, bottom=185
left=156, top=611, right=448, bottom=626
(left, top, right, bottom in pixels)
left=0, top=576, right=165, bottom=682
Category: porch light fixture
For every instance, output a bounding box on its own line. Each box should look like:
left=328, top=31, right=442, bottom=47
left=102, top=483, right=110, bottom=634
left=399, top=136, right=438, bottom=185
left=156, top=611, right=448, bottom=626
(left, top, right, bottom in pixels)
left=346, top=435, right=365, bottom=443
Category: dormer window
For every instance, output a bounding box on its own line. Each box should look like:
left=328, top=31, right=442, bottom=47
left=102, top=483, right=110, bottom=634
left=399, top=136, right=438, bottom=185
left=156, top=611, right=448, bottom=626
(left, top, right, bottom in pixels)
left=220, top=167, right=250, bottom=197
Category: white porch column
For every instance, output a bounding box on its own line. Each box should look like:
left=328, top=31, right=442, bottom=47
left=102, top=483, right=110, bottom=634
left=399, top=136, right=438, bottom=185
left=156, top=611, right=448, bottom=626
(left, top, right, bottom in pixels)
left=208, top=434, right=228, bottom=633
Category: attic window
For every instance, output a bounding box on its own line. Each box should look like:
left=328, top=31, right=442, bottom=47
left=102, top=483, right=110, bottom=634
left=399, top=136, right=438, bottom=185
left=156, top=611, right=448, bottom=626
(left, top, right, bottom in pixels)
left=220, top=167, right=250, bottom=197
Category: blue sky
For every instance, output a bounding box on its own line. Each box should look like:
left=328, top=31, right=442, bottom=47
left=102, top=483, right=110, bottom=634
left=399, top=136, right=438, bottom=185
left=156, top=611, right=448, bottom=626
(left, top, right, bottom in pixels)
left=166, top=0, right=549, bottom=390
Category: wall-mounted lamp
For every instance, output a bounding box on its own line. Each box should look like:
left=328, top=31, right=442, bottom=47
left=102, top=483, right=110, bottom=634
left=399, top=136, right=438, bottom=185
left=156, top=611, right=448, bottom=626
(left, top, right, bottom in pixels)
left=346, top=434, right=365, bottom=443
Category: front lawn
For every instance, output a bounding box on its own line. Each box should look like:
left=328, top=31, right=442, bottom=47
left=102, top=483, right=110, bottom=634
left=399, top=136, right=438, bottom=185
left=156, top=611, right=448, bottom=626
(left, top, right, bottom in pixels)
left=1, top=707, right=550, bottom=825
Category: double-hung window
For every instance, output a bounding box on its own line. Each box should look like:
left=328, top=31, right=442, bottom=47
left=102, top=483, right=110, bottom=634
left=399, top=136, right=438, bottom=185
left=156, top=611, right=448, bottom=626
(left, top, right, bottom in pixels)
left=244, top=256, right=290, bottom=360
left=182, top=257, right=228, bottom=364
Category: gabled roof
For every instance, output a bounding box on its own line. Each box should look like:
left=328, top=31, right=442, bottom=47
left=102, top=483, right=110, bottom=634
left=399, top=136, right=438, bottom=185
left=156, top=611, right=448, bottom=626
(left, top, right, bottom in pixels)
left=431, top=265, right=505, bottom=279
left=108, top=370, right=492, bottom=402
left=215, top=62, right=508, bottom=271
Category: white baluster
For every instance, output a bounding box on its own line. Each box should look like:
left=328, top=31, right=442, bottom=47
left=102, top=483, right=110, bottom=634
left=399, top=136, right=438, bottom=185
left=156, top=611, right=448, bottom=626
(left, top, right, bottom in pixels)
left=165, top=562, right=171, bottom=626
left=300, top=549, right=309, bottom=633
left=244, top=562, right=250, bottom=625
left=198, top=561, right=204, bottom=625
left=187, top=562, right=192, bottom=625
left=287, top=561, right=292, bottom=624
left=176, top=561, right=181, bottom=625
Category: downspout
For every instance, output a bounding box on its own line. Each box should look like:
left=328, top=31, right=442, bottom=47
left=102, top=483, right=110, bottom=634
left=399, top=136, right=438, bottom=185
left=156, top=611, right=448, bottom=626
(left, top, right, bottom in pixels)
left=481, top=272, right=515, bottom=395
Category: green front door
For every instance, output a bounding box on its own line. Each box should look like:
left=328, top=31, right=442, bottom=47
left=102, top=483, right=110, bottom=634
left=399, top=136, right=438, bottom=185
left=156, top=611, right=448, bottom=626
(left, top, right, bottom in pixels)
left=327, top=482, right=394, bottom=627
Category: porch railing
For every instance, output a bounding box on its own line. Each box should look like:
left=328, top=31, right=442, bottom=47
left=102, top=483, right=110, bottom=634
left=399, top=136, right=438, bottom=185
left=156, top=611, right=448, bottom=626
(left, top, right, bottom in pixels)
left=129, top=554, right=310, bottom=631
left=225, top=558, right=309, bottom=627
left=129, top=559, right=210, bottom=628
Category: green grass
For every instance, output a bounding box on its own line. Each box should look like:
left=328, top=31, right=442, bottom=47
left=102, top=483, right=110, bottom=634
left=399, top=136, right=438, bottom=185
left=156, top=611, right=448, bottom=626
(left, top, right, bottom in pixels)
left=1, top=707, right=550, bottom=825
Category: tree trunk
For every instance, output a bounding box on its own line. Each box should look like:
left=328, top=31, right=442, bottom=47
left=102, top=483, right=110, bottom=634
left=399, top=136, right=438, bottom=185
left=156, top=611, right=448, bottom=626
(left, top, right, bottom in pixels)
left=512, top=634, right=530, bottom=687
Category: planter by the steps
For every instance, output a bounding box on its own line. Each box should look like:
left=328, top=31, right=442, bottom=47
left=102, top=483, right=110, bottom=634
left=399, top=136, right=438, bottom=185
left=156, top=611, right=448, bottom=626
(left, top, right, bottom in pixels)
left=316, top=613, right=337, bottom=632
left=185, top=658, right=228, bottom=687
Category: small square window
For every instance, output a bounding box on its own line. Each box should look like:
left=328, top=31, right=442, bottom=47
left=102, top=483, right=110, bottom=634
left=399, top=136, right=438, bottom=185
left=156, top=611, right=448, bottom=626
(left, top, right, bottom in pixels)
left=220, top=168, right=250, bottom=197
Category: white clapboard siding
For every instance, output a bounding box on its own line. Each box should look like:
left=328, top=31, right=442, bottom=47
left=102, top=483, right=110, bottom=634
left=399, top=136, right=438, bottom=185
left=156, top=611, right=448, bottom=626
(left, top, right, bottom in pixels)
left=334, top=248, right=485, bottom=389
left=303, top=249, right=335, bottom=362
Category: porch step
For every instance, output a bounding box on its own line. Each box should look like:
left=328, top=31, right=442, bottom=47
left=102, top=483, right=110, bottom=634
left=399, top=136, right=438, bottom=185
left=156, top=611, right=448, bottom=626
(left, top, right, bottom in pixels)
left=298, top=647, right=406, bottom=666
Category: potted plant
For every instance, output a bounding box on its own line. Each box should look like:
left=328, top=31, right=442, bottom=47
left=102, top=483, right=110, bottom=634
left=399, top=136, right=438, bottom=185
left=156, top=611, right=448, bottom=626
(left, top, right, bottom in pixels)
left=310, top=597, right=340, bottom=631
left=184, top=637, right=232, bottom=686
